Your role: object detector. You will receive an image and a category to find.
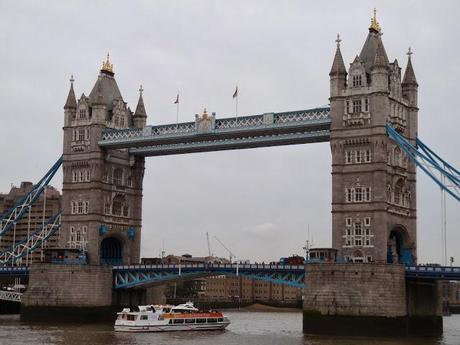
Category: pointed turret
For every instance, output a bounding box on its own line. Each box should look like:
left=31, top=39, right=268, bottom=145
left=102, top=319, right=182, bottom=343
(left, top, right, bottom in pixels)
left=402, top=48, right=418, bottom=107
left=370, top=39, right=389, bottom=92
left=64, top=75, right=77, bottom=127
left=402, top=48, right=418, bottom=87
left=133, top=85, right=147, bottom=128
left=330, top=34, right=347, bottom=98
left=359, top=9, right=389, bottom=73
left=89, top=53, right=123, bottom=109
left=329, top=35, right=347, bottom=76
left=373, top=40, right=389, bottom=68
left=64, top=75, right=77, bottom=109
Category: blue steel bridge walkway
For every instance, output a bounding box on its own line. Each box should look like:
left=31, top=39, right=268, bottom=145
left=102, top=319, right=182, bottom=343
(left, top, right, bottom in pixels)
left=1, top=264, right=460, bottom=290
left=98, top=107, right=331, bottom=156
left=112, top=264, right=460, bottom=289
left=113, top=263, right=306, bottom=289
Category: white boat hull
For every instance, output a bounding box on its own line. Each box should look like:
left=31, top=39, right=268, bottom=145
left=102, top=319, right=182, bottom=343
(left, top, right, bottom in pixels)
left=115, top=321, right=230, bottom=332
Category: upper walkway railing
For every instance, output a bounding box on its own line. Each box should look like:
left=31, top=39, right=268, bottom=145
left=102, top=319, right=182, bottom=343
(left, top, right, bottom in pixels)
left=99, top=107, right=331, bottom=156
left=0, top=290, right=22, bottom=303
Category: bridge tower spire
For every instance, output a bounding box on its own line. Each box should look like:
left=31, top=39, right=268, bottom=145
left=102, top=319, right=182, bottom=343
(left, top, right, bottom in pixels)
left=133, top=84, right=147, bottom=129
left=329, top=13, right=418, bottom=264
left=64, top=75, right=77, bottom=126
left=329, top=34, right=347, bottom=98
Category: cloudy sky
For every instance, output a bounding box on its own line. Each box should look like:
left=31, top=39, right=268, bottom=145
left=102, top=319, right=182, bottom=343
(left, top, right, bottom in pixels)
left=1, top=1, right=459, bottom=264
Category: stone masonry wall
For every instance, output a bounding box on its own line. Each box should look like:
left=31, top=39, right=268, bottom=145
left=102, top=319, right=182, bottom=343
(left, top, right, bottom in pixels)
left=304, top=263, right=406, bottom=317
left=22, top=264, right=113, bottom=307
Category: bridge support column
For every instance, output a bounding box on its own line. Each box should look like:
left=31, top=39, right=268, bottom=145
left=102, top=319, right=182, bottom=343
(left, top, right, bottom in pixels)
left=303, top=263, right=442, bottom=337
left=406, top=279, right=443, bottom=335
left=21, top=264, right=116, bottom=322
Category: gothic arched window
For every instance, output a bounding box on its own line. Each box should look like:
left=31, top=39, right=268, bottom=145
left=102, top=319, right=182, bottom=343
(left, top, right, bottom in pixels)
left=387, top=185, right=392, bottom=203
left=112, top=195, right=125, bottom=216
left=113, top=168, right=123, bottom=186
left=394, top=147, right=402, bottom=167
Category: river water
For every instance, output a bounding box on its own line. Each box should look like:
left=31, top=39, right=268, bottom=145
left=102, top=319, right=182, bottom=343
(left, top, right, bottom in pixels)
left=0, top=311, right=459, bottom=345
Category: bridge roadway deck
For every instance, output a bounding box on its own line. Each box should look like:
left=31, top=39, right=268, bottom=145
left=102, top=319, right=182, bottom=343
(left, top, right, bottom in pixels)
left=112, top=263, right=460, bottom=289
left=98, top=108, right=331, bottom=156
left=1, top=264, right=459, bottom=290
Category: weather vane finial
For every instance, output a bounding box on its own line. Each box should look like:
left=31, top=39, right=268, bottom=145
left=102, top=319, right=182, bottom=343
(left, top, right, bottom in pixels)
left=335, top=34, right=341, bottom=47
left=101, top=52, right=113, bottom=73
left=407, top=47, right=413, bottom=59
left=370, top=8, right=380, bottom=32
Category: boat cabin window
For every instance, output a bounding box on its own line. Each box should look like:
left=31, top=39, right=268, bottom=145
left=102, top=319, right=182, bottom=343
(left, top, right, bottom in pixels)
left=173, top=308, right=192, bottom=313
left=196, top=318, right=206, bottom=324
left=185, top=318, right=195, bottom=324
left=207, top=318, right=217, bottom=323
left=140, top=315, right=148, bottom=320
left=173, top=319, right=184, bottom=324
left=127, top=314, right=136, bottom=321
left=218, top=318, right=224, bottom=322
left=168, top=319, right=173, bottom=324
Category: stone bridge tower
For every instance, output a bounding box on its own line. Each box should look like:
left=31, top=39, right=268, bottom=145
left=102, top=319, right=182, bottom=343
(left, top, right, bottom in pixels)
left=329, top=13, right=419, bottom=264
left=61, top=55, right=147, bottom=265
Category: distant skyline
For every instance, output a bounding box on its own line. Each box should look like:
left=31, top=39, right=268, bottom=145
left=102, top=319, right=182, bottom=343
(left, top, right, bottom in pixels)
left=1, top=1, right=459, bottom=263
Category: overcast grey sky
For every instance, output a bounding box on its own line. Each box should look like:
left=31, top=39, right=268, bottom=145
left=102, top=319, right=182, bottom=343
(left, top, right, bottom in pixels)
left=1, top=1, right=459, bottom=263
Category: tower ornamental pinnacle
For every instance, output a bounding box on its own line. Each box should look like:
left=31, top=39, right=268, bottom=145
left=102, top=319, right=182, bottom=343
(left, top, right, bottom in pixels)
left=370, top=8, right=380, bottom=32
left=335, top=33, right=342, bottom=47
left=101, top=53, right=113, bottom=74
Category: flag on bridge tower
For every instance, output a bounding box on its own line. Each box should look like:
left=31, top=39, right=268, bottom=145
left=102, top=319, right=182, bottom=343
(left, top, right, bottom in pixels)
left=174, top=92, right=180, bottom=125
left=232, top=85, right=238, bottom=99
left=233, top=85, right=238, bottom=118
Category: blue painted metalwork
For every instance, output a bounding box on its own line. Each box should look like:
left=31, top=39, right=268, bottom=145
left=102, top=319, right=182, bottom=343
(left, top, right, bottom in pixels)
left=127, top=227, right=135, bottom=240
left=98, top=108, right=331, bottom=156
left=0, top=265, right=458, bottom=286
left=405, top=265, right=460, bottom=280
left=387, top=125, right=460, bottom=202
left=113, top=264, right=460, bottom=289
left=0, top=156, right=63, bottom=237
left=99, top=224, right=108, bottom=236
left=0, top=212, right=62, bottom=265
left=0, top=266, right=29, bottom=277
left=113, top=263, right=306, bottom=289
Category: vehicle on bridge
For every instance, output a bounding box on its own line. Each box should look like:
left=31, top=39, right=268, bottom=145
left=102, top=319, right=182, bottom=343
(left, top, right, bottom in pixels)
left=115, top=302, right=230, bottom=332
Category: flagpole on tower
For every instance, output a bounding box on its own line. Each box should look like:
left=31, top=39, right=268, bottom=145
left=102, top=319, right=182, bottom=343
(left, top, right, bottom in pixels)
left=233, top=84, right=238, bottom=119
left=174, top=92, right=180, bottom=126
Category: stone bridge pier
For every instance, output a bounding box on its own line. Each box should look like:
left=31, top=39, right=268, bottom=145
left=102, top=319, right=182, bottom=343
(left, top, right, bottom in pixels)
left=21, top=264, right=166, bottom=322
left=303, top=263, right=442, bottom=337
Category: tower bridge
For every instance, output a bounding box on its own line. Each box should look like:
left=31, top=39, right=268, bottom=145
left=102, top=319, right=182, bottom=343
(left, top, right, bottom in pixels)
left=1, top=11, right=460, bottom=336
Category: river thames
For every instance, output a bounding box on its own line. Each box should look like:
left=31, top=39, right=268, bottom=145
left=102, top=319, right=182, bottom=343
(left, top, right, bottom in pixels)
left=0, top=311, right=459, bottom=345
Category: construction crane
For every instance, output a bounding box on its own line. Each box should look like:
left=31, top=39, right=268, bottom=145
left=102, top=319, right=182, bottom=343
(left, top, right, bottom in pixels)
left=214, top=236, right=236, bottom=263
left=206, top=232, right=213, bottom=257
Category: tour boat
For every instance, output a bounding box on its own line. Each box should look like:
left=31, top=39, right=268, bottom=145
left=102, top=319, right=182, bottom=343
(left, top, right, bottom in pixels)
left=114, top=302, right=230, bottom=332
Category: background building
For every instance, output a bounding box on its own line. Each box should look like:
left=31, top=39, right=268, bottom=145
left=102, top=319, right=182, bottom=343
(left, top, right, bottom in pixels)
left=203, top=275, right=301, bottom=304
left=0, top=182, right=61, bottom=265
left=151, top=254, right=302, bottom=305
